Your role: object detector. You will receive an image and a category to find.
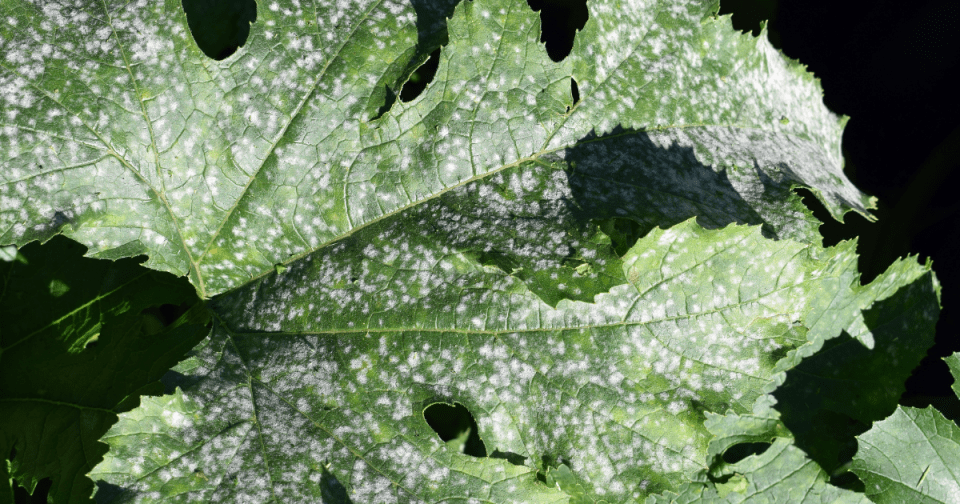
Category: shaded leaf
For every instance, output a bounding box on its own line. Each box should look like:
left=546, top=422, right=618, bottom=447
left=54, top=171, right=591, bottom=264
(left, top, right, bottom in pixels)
left=0, top=0, right=940, bottom=501
left=852, top=353, right=960, bottom=503
left=0, top=237, right=209, bottom=503
left=647, top=439, right=869, bottom=504
left=92, top=219, right=925, bottom=502
left=772, top=257, right=941, bottom=474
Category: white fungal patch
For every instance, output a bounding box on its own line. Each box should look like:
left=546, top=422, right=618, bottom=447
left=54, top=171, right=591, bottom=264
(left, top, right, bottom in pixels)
left=27, top=0, right=905, bottom=499
left=188, top=204, right=876, bottom=501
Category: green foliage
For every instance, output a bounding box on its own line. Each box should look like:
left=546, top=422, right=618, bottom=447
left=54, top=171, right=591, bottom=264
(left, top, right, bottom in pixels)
left=0, top=0, right=947, bottom=502
left=851, top=353, right=960, bottom=503
left=0, top=237, right=209, bottom=502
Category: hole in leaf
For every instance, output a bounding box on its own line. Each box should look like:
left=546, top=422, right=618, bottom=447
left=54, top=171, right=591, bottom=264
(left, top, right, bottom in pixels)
left=181, top=0, right=257, bottom=60
left=423, top=402, right=486, bottom=457
left=829, top=471, right=865, bottom=493
left=400, top=47, right=441, bottom=102
left=570, top=76, right=580, bottom=106
left=490, top=449, right=528, bottom=466
left=93, top=481, right=128, bottom=503
left=371, top=85, right=398, bottom=121
left=527, top=0, right=589, bottom=62
left=49, top=210, right=73, bottom=231
left=12, top=476, right=51, bottom=504
left=595, top=217, right=645, bottom=257
left=721, top=441, right=770, bottom=464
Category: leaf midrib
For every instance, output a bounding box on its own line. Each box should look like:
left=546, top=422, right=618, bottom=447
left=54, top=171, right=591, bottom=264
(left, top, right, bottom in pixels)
left=102, top=0, right=207, bottom=297
left=220, top=120, right=778, bottom=300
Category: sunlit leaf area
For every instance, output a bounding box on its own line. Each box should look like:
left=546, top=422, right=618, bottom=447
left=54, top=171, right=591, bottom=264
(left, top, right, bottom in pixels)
left=2, top=0, right=959, bottom=502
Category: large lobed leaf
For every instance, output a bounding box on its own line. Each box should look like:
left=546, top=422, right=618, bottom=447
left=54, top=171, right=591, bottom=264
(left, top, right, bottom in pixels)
left=1, top=0, right=871, bottom=299
left=89, top=217, right=938, bottom=503
left=0, top=0, right=942, bottom=501
left=647, top=253, right=940, bottom=503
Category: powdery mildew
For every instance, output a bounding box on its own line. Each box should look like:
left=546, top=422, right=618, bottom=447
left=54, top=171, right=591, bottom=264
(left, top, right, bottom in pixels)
left=6, top=0, right=926, bottom=500
left=2, top=0, right=869, bottom=299
left=92, top=212, right=919, bottom=502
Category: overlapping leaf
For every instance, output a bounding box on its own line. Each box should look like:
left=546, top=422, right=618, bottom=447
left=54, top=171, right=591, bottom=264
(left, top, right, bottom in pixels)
left=648, top=439, right=870, bottom=503
left=2, top=0, right=871, bottom=299
left=0, top=236, right=209, bottom=503
left=645, top=256, right=940, bottom=503
left=852, top=353, right=960, bottom=503
left=91, top=213, right=938, bottom=503
left=2, top=0, right=941, bottom=502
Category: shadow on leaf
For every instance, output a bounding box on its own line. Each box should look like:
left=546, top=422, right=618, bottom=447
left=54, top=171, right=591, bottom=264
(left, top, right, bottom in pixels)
left=773, top=269, right=940, bottom=475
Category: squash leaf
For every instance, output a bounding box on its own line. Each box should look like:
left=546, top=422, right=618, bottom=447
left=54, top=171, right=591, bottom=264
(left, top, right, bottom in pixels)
left=1, top=0, right=871, bottom=301
left=90, top=218, right=937, bottom=502
left=0, top=0, right=940, bottom=501
left=852, top=353, right=960, bottom=503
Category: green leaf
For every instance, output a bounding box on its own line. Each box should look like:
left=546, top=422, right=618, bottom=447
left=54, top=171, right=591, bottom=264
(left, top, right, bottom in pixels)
left=643, top=253, right=941, bottom=503
left=1, top=0, right=939, bottom=501
left=91, top=218, right=926, bottom=502
left=545, top=464, right=601, bottom=504
left=0, top=236, right=209, bottom=503
left=771, top=256, right=941, bottom=474
left=851, top=353, right=960, bottom=503
left=2, top=0, right=871, bottom=301
left=647, top=438, right=870, bottom=503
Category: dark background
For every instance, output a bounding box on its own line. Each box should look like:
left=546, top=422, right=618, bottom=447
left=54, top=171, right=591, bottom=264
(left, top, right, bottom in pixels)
left=720, top=0, right=960, bottom=416
left=13, top=0, right=960, bottom=502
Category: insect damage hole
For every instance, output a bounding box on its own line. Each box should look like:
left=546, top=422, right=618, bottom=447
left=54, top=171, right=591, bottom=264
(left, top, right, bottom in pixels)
left=527, top=0, right=589, bottom=62
left=423, top=402, right=487, bottom=457
left=722, top=441, right=770, bottom=464
left=181, top=0, right=257, bottom=60
left=567, top=76, right=580, bottom=112
left=400, top=47, right=442, bottom=102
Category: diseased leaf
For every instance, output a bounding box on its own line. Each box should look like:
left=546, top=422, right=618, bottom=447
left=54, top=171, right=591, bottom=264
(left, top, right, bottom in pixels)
left=0, top=236, right=209, bottom=503
left=0, top=0, right=942, bottom=501
left=1, top=0, right=871, bottom=300
left=851, top=353, right=960, bottom=503
left=648, top=438, right=870, bottom=503
left=91, top=218, right=931, bottom=502
left=771, top=257, right=941, bottom=475
left=642, top=254, right=940, bottom=503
